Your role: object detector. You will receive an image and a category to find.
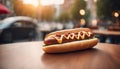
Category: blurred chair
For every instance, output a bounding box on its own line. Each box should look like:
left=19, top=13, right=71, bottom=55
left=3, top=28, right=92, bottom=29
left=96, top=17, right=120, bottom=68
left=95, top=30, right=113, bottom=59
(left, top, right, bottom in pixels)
left=107, top=26, right=120, bottom=44
left=107, top=26, right=120, bottom=31
left=87, top=25, right=98, bottom=30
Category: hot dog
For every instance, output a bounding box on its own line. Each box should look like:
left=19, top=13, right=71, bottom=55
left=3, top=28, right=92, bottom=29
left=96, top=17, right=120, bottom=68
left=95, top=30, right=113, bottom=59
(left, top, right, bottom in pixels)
left=43, top=28, right=98, bottom=53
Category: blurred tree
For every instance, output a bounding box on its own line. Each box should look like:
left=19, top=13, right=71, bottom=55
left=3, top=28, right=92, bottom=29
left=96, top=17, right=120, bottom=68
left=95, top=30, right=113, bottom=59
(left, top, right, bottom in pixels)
left=40, top=6, right=55, bottom=21
left=97, top=0, right=120, bottom=20
left=12, top=0, right=37, bottom=18
left=57, top=11, right=70, bottom=22
left=71, top=0, right=87, bottom=21
left=12, top=0, right=55, bottom=21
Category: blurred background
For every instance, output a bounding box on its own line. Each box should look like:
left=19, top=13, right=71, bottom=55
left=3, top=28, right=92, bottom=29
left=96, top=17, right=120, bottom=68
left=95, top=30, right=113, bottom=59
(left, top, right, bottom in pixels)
left=0, top=0, right=120, bottom=44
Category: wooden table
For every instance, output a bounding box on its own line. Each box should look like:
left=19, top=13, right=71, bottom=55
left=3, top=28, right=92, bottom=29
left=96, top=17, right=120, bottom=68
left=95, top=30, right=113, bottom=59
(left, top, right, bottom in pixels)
left=0, top=41, right=120, bottom=69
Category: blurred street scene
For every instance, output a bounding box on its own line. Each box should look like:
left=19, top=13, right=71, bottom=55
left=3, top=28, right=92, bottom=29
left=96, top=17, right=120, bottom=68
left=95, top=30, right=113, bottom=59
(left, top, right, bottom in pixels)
left=0, top=0, right=120, bottom=44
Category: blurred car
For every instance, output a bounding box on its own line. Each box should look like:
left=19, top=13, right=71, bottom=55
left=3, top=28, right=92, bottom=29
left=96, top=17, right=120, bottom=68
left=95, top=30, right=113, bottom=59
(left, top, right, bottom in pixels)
left=0, top=16, right=38, bottom=44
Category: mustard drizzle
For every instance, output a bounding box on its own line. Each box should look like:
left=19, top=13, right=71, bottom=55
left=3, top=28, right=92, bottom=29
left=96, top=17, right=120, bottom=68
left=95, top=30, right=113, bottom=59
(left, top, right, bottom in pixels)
left=50, top=31, right=92, bottom=43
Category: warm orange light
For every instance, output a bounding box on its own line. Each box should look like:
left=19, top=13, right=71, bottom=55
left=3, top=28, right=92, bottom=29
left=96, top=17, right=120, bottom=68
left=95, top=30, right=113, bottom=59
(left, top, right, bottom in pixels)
left=80, top=18, right=86, bottom=26
left=79, top=9, right=85, bottom=16
left=94, top=0, right=97, bottom=2
left=114, top=12, right=119, bottom=17
left=23, top=0, right=39, bottom=7
left=40, top=0, right=64, bottom=6
left=23, top=0, right=64, bottom=6
left=91, top=19, right=97, bottom=26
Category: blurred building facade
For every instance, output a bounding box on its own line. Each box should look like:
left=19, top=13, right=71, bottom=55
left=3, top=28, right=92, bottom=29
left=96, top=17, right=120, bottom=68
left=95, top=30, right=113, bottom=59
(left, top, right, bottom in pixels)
left=61, top=0, right=75, bottom=13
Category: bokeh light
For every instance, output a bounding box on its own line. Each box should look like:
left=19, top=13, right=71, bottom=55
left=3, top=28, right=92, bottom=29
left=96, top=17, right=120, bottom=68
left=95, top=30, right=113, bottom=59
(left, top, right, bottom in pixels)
left=40, top=0, right=64, bottom=6
left=114, top=12, right=119, bottom=17
left=80, top=18, right=86, bottom=26
left=91, top=19, right=97, bottom=26
left=79, top=9, right=85, bottom=16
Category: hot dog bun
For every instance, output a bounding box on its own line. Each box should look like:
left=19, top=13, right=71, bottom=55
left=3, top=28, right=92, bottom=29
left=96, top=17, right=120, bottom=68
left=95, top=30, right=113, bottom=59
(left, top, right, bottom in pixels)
left=43, top=28, right=98, bottom=53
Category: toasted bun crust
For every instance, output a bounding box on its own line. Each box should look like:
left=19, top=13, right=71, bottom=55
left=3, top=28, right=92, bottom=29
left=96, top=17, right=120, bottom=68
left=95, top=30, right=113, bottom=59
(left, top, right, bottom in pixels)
left=43, top=38, right=98, bottom=53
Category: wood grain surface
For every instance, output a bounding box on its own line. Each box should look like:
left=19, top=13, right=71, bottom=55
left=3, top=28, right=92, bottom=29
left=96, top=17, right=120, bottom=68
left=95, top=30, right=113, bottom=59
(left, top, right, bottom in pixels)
left=0, top=42, right=120, bottom=69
